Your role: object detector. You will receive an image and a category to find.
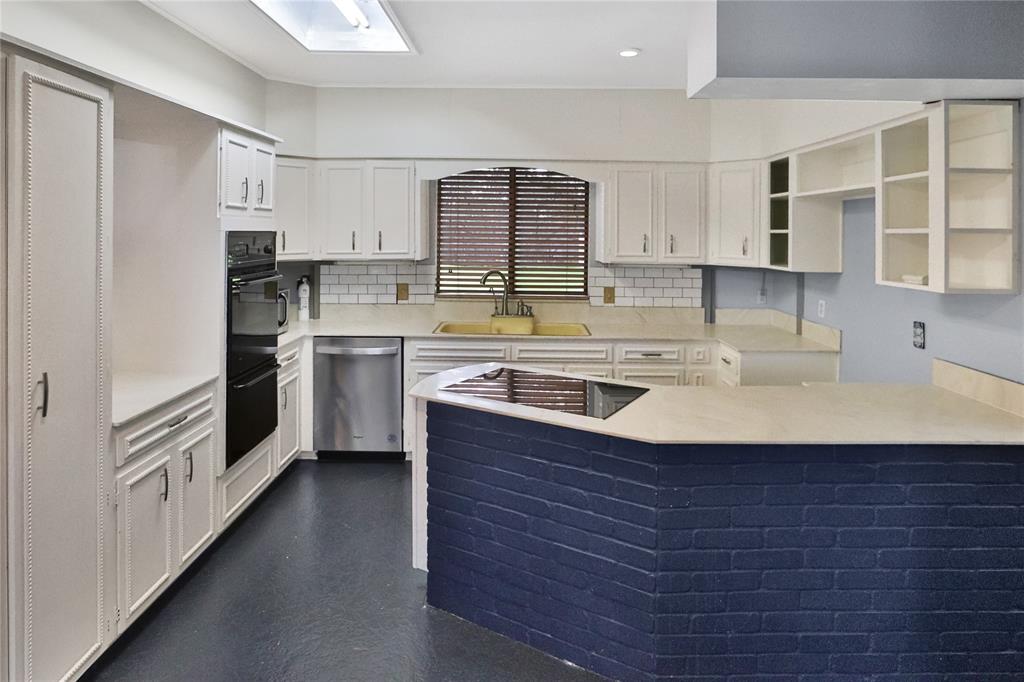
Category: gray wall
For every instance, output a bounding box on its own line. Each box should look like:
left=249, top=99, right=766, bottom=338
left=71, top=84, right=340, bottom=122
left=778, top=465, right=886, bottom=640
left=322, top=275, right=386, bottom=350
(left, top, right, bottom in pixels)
left=717, top=198, right=1024, bottom=384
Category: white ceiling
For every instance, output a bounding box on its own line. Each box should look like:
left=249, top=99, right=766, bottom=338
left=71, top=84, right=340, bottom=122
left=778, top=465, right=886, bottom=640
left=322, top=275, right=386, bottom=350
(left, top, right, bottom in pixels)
left=145, top=0, right=691, bottom=88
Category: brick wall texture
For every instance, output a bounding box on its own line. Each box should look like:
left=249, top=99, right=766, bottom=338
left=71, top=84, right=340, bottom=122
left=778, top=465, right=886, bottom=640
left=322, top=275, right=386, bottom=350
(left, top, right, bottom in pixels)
left=425, top=403, right=1024, bottom=681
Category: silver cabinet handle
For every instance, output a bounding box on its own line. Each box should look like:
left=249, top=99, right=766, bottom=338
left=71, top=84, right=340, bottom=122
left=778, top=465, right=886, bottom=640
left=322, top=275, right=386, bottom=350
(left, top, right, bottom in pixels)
left=160, top=467, right=169, bottom=502
left=351, top=230, right=356, bottom=251
left=186, top=451, right=194, bottom=483
left=721, top=357, right=733, bottom=366
left=282, top=231, right=287, bottom=251
left=640, top=352, right=663, bottom=358
left=742, top=237, right=749, bottom=256
left=315, top=346, right=399, bottom=356
left=167, top=414, right=188, bottom=430
left=281, top=386, right=288, bottom=410
left=642, top=233, right=648, bottom=254
left=669, top=234, right=675, bottom=254
left=242, top=177, right=249, bottom=204
left=258, top=179, right=265, bottom=205
left=37, top=372, right=49, bottom=418
left=378, top=230, right=383, bottom=251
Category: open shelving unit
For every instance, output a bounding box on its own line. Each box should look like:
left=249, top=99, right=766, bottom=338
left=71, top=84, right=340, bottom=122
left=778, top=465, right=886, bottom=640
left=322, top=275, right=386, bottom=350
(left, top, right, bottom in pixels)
left=768, top=157, right=790, bottom=268
left=876, top=101, right=1019, bottom=293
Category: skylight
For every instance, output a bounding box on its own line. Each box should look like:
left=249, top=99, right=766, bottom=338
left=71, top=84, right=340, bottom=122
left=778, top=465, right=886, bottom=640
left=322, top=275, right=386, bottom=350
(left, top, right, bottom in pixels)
left=250, top=0, right=411, bottom=53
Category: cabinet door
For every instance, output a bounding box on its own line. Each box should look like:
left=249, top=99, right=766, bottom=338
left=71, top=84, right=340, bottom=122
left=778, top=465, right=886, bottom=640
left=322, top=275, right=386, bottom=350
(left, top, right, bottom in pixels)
left=368, top=162, right=414, bottom=257
left=276, top=159, right=313, bottom=258
left=321, top=163, right=365, bottom=258
left=117, top=450, right=173, bottom=628
left=608, top=167, right=656, bottom=261
left=251, top=140, right=275, bottom=214
left=221, top=129, right=253, bottom=214
left=660, top=167, right=704, bottom=262
left=178, top=423, right=216, bottom=570
left=278, top=372, right=300, bottom=471
left=615, top=366, right=685, bottom=386
left=709, top=161, right=760, bottom=266
left=6, top=56, right=113, bottom=682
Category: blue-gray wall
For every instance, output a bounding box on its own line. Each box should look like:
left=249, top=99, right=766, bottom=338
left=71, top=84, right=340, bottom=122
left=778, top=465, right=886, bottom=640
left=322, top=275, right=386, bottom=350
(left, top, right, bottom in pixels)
left=717, top=199, right=1024, bottom=384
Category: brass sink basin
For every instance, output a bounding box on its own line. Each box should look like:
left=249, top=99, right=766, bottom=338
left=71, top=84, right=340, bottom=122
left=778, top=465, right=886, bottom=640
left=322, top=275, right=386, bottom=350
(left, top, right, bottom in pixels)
left=434, top=321, right=591, bottom=337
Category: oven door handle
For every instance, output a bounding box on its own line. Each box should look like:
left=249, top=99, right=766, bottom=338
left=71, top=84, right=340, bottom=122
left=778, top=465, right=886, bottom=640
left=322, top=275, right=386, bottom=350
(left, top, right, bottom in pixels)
left=231, top=364, right=281, bottom=390
left=232, top=273, right=283, bottom=287
left=315, top=346, right=399, bottom=356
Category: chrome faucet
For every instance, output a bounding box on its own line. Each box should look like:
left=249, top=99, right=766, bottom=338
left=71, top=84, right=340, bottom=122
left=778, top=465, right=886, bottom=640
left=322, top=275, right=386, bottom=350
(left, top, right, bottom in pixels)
left=480, top=270, right=510, bottom=315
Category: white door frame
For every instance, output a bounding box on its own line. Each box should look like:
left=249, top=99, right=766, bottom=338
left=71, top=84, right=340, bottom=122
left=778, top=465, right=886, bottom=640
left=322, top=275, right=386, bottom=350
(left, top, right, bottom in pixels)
left=2, top=48, right=11, bottom=682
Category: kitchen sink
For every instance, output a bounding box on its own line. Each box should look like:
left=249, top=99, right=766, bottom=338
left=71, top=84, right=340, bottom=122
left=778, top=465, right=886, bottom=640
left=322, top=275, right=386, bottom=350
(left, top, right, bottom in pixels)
left=433, top=321, right=591, bottom=336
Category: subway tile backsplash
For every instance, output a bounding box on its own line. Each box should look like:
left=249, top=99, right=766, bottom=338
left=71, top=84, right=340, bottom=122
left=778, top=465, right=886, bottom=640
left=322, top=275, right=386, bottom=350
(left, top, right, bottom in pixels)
left=318, top=263, right=702, bottom=307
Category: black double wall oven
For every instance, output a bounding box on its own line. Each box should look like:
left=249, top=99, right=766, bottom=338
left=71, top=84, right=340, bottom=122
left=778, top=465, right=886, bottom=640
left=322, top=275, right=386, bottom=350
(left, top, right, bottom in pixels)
left=226, top=231, right=287, bottom=470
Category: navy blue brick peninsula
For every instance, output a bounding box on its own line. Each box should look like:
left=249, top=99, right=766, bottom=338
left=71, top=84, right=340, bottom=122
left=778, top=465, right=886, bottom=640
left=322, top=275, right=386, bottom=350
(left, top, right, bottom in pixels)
left=424, top=402, right=1024, bottom=681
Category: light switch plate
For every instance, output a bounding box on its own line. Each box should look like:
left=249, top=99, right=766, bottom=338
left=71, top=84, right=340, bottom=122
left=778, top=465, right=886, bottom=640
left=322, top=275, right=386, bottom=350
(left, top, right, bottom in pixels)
left=817, top=300, right=826, bottom=318
left=913, top=321, right=926, bottom=349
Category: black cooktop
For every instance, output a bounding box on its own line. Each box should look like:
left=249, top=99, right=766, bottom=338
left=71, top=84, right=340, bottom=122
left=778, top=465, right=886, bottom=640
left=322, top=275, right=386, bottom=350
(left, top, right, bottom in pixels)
left=441, top=368, right=648, bottom=420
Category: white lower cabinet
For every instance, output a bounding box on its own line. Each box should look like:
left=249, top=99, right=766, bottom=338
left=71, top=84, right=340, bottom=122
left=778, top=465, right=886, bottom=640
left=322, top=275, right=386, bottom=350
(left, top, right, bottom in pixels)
left=115, top=416, right=217, bottom=632
left=177, top=423, right=217, bottom=570
left=219, top=434, right=274, bottom=528
left=278, top=370, right=301, bottom=471
left=116, top=449, right=173, bottom=629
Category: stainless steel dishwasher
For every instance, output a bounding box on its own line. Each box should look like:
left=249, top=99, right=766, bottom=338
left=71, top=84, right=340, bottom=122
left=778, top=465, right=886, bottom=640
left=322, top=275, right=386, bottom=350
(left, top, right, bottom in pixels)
left=313, top=337, right=403, bottom=452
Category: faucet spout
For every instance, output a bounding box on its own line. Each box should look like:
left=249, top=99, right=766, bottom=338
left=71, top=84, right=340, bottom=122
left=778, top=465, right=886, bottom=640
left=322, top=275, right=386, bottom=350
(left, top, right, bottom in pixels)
left=480, top=270, right=510, bottom=315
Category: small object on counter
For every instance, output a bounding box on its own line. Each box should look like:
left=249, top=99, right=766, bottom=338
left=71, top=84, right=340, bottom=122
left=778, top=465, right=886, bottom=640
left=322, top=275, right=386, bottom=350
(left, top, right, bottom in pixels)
left=901, top=274, right=927, bottom=285
left=298, top=275, right=311, bottom=321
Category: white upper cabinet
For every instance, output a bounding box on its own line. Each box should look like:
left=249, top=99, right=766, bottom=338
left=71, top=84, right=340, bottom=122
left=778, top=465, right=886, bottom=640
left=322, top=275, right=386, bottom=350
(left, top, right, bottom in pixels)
left=368, top=162, right=415, bottom=257
left=598, top=164, right=704, bottom=265
left=320, top=162, right=366, bottom=258
left=708, top=160, right=761, bottom=266
left=659, top=166, right=705, bottom=263
left=219, top=127, right=276, bottom=221
left=605, top=166, right=656, bottom=262
left=312, top=159, right=424, bottom=260
left=5, top=55, right=115, bottom=682
left=276, top=158, right=315, bottom=260
left=252, top=140, right=275, bottom=213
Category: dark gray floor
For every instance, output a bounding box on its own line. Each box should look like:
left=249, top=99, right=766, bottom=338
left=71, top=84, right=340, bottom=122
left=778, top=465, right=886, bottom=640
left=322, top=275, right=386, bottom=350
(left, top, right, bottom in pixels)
left=84, top=460, right=602, bottom=682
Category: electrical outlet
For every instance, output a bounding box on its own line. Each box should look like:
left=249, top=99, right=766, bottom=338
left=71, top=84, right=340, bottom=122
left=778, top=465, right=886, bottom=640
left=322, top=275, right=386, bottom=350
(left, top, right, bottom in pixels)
left=757, top=288, right=767, bottom=305
left=913, top=321, right=926, bottom=349
left=817, top=300, right=826, bottom=318
left=603, top=286, right=615, bottom=304
left=396, top=282, right=409, bottom=301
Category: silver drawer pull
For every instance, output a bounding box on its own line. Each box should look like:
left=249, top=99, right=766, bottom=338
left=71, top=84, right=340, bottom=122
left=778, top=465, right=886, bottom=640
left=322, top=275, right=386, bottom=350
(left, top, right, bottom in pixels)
left=167, top=415, right=188, bottom=430
left=640, top=352, right=663, bottom=358
left=721, top=357, right=733, bottom=366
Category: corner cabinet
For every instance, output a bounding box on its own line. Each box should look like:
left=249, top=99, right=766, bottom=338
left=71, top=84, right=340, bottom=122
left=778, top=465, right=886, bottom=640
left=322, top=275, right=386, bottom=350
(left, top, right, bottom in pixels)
left=5, top=55, right=116, bottom=682
left=275, top=157, right=316, bottom=260
left=876, top=100, right=1020, bottom=294
left=597, top=163, right=705, bottom=264
left=219, top=127, right=276, bottom=223
left=707, top=160, right=762, bottom=267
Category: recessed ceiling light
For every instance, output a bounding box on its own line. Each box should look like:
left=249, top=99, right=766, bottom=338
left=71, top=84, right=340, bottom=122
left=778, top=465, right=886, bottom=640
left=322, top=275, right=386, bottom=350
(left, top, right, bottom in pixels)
left=619, top=48, right=641, bottom=58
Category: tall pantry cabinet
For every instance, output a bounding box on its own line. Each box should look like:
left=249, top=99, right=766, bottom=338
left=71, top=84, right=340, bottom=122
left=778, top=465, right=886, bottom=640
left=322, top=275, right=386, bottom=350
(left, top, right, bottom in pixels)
left=4, top=55, right=116, bottom=681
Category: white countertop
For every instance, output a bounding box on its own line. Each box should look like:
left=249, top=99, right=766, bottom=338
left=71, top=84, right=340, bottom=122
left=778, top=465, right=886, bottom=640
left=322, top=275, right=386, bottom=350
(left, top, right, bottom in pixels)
left=409, top=363, right=1024, bottom=445
left=278, top=305, right=836, bottom=353
left=112, top=371, right=218, bottom=427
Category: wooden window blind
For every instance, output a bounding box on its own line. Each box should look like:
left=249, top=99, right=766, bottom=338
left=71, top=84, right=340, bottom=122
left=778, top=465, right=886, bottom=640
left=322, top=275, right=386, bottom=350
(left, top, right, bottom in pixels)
left=436, top=167, right=589, bottom=298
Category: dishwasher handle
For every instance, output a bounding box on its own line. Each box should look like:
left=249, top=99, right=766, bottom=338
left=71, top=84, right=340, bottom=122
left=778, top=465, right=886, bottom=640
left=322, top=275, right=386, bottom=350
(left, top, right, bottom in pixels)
left=315, top=346, right=400, bottom=357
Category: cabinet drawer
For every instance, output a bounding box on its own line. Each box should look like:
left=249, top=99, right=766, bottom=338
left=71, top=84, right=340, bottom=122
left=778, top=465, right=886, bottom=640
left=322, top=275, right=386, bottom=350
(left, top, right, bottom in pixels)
left=115, top=385, right=216, bottom=467
left=408, top=341, right=509, bottom=362
left=279, top=342, right=301, bottom=373
left=564, top=364, right=613, bottom=379
left=615, top=366, right=685, bottom=386
left=219, top=434, right=273, bottom=528
left=512, top=343, right=612, bottom=363
left=719, top=344, right=741, bottom=379
left=617, top=344, right=683, bottom=363
left=685, top=344, right=713, bottom=365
